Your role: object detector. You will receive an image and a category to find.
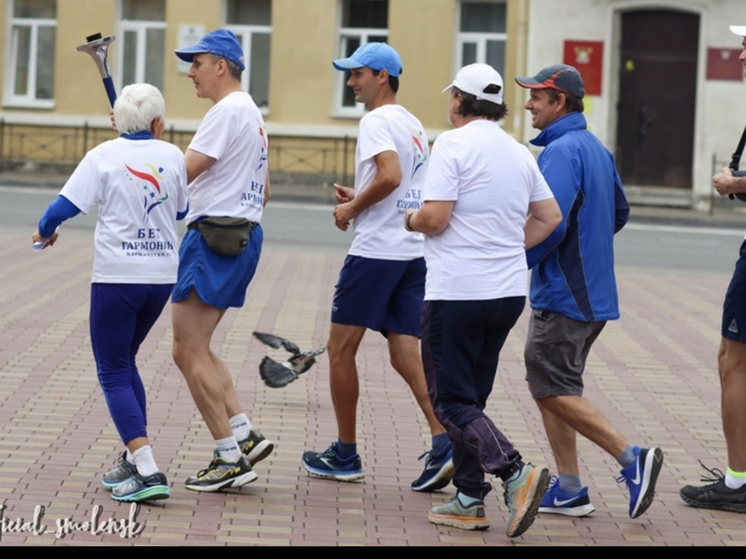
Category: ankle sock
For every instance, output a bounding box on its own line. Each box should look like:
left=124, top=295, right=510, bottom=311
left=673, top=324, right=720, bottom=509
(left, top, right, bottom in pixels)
left=336, top=440, right=357, bottom=459
left=617, top=445, right=636, bottom=468
left=432, top=433, right=450, bottom=456
left=725, top=468, right=746, bottom=490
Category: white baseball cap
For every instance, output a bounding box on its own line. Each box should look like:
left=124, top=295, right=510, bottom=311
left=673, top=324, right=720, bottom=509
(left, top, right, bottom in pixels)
left=443, top=63, right=504, bottom=105
left=731, top=25, right=746, bottom=36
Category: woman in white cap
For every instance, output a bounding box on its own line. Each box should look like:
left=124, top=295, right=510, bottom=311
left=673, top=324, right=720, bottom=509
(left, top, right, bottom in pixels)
left=404, top=63, right=561, bottom=537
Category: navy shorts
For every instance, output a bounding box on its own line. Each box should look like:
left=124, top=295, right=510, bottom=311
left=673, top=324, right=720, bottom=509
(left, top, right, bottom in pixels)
left=172, top=224, right=263, bottom=310
left=331, top=255, right=425, bottom=336
left=722, top=240, right=746, bottom=342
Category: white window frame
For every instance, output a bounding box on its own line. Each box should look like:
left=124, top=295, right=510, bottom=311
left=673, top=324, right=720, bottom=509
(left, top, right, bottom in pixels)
left=454, top=1, right=507, bottom=77
left=225, top=24, right=272, bottom=114
left=332, top=0, right=389, bottom=119
left=116, top=14, right=166, bottom=91
left=3, top=1, right=56, bottom=109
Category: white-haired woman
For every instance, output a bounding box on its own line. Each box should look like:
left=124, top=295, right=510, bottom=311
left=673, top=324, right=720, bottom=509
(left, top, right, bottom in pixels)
left=33, top=83, right=187, bottom=503
left=404, top=64, right=561, bottom=537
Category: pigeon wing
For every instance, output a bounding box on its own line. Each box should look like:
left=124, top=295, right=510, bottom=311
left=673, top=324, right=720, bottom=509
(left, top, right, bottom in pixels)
left=253, top=332, right=300, bottom=355
left=259, top=356, right=299, bottom=388
left=288, top=347, right=327, bottom=375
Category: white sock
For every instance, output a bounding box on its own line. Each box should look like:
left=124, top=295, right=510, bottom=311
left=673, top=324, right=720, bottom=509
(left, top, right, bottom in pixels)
left=229, top=413, right=252, bottom=441
left=726, top=468, right=746, bottom=489
left=131, top=445, right=159, bottom=477
left=126, top=449, right=134, bottom=463
left=216, top=436, right=242, bottom=462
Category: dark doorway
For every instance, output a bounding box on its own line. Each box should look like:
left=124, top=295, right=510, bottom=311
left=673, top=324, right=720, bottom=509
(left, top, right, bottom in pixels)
left=616, top=10, right=699, bottom=188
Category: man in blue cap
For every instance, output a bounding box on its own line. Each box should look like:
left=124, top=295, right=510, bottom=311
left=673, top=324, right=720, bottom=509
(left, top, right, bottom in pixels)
left=302, top=43, right=453, bottom=492
left=170, top=29, right=273, bottom=491
left=516, top=64, right=663, bottom=519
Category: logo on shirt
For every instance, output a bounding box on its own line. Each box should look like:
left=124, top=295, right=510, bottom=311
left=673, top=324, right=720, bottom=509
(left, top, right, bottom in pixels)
left=125, top=163, right=169, bottom=220
left=411, top=127, right=427, bottom=179
left=257, top=123, right=268, bottom=172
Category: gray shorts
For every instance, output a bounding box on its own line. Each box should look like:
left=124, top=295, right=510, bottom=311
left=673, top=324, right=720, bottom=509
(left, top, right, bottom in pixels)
left=524, top=310, right=606, bottom=399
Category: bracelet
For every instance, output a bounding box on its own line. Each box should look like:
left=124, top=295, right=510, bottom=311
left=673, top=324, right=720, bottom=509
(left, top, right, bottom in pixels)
left=405, top=212, right=415, bottom=232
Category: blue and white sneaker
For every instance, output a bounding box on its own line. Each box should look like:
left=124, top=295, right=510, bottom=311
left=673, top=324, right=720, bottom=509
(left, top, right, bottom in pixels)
left=302, top=442, right=364, bottom=482
left=538, top=476, right=595, bottom=517
left=617, top=446, right=664, bottom=518
left=411, top=444, right=454, bottom=492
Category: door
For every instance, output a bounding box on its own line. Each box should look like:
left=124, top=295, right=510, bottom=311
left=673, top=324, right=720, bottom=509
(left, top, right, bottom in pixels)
left=616, top=10, right=699, bottom=188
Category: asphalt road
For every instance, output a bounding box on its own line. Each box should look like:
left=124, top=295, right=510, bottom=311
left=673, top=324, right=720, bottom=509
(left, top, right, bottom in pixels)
left=3, top=186, right=742, bottom=272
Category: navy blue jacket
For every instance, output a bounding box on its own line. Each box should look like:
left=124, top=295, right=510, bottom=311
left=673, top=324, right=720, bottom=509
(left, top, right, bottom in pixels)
left=526, top=112, right=629, bottom=322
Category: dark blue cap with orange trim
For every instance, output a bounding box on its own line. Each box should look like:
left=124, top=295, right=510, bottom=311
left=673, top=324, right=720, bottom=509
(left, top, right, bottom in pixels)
left=515, top=64, right=585, bottom=98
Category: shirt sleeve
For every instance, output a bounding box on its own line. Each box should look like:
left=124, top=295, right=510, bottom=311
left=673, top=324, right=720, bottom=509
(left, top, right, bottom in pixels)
left=525, top=143, right=582, bottom=268
left=422, top=134, right=460, bottom=202
left=188, top=103, right=231, bottom=160
left=358, top=111, right=397, bottom=162
left=37, top=195, right=81, bottom=237
left=58, top=151, right=102, bottom=214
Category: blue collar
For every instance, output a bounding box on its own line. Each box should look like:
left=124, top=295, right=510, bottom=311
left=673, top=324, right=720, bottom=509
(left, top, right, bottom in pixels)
left=120, top=130, right=154, bottom=141
left=530, top=112, right=587, bottom=147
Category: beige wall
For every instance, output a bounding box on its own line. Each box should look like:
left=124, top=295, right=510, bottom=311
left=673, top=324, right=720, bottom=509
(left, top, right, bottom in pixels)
left=1, top=0, right=531, bottom=165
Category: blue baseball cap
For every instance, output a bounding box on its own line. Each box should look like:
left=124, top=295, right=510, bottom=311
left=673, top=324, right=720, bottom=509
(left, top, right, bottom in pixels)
left=174, top=29, right=245, bottom=71
left=332, top=42, right=402, bottom=77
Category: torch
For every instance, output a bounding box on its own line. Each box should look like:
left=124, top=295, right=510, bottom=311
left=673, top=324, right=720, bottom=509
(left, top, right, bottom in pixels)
left=76, top=32, right=117, bottom=107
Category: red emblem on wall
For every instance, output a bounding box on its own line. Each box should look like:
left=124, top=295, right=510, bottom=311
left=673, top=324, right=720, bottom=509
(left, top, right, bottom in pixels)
left=563, top=40, right=604, bottom=96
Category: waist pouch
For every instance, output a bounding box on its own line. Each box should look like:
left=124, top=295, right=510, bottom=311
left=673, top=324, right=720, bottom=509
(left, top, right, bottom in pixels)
left=188, top=216, right=258, bottom=257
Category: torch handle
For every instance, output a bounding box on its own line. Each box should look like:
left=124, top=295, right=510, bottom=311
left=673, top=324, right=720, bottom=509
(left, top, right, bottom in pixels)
left=103, top=76, right=117, bottom=107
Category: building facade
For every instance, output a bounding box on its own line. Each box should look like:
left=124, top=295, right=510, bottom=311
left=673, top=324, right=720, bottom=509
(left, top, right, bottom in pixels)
left=0, top=0, right=527, bottom=184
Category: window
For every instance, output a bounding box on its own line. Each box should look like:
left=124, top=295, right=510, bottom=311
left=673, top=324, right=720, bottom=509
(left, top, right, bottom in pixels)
left=5, top=0, right=57, bottom=107
left=335, top=0, right=388, bottom=116
left=457, top=2, right=506, bottom=78
left=117, top=0, right=165, bottom=91
left=225, top=0, right=272, bottom=110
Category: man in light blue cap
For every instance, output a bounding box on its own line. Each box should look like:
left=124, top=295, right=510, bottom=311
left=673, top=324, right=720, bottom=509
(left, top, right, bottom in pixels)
left=170, top=29, right=274, bottom=492
left=302, top=42, right=453, bottom=493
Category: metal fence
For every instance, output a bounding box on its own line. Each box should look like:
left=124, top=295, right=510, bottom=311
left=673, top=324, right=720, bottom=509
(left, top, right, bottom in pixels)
left=0, top=119, right=354, bottom=186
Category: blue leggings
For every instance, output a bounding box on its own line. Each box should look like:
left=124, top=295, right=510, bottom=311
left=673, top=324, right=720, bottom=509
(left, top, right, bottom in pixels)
left=90, top=283, right=172, bottom=445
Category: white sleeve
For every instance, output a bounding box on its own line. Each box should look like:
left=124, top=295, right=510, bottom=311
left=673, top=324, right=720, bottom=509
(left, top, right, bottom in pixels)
left=358, top=112, right=397, bottom=162
left=422, top=134, right=460, bottom=202
left=188, top=103, right=231, bottom=160
left=177, top=157, right=188, bottom=213
left=59, top=151, right=102, bottom=214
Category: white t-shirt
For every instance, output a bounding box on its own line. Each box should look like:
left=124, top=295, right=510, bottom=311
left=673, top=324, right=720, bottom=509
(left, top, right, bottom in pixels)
left=60, top=137, right=188, bottom=284
left=348, top=104, right=428, bottom=261
left=186, top=91, right=267, bottom=225
left=422, top=119, right=554, bottom=301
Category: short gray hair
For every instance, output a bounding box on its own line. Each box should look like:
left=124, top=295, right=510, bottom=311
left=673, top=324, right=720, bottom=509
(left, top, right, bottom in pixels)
left=209, top=54, right=243, bottom=82
left=114, top=83, right=166, bottom=135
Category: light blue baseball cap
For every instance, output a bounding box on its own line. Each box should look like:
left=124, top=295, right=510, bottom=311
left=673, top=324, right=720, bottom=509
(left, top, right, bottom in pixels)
left=333, top=42, right=402, bottom=77
left=175, top=29, right=246, bottom=71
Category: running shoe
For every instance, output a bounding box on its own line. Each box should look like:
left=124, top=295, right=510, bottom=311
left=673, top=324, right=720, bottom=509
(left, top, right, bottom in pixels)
left=185, top=452, right=257, bottom=492
left=538, top=476, right=595, bottom=517
left=302, top=442, right=364, bottom=481
left=503, top=464, right=550, bottom=538
left=112, top=472, right=170, bottom=502
left=617, top=446, right=664, bottom=518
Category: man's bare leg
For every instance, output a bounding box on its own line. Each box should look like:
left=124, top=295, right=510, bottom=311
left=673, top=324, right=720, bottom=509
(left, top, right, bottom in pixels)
left=327, top=322, right=367, bottom=443
left=535, top=395, right=628, bottom=459
left=172, top=291, right=232, bottom=439
left=719, top=337, right=746, bottom=472
left=387, top=332, right=445, bottom=436
left=538, top=406, right=579, bottom=475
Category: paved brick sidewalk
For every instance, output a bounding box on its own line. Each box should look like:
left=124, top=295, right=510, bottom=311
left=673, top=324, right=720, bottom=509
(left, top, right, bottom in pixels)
left=1, top=225, right=745, bottom=545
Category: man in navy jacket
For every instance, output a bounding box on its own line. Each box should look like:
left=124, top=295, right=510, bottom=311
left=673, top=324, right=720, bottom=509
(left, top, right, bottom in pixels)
left=516, top=64, right=663, bottom=520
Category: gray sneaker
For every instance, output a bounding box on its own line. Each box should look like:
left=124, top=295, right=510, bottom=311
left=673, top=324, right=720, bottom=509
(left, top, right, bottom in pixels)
left=185, top=452, right=257, bottom=492
left=428, top=494, right=490, bottom=531
left=238, top=429, right=274, bottom=466
left=101, top=451, right=137, bottom=490
left=503, top=464, right=550, bottom=538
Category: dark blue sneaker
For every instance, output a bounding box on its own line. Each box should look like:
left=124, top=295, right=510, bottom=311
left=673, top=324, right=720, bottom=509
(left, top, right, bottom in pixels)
left=302, top=442, right=364, bottom=482
left=617, top=446, right=664, bottom=518
left=538, top=476, right=595, bottom=517
left=411, top=444, right=454, bottom=492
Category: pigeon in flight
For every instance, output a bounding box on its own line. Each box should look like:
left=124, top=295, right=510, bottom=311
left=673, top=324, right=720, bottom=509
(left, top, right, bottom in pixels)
left=253, top=332, right=326, bottom=388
